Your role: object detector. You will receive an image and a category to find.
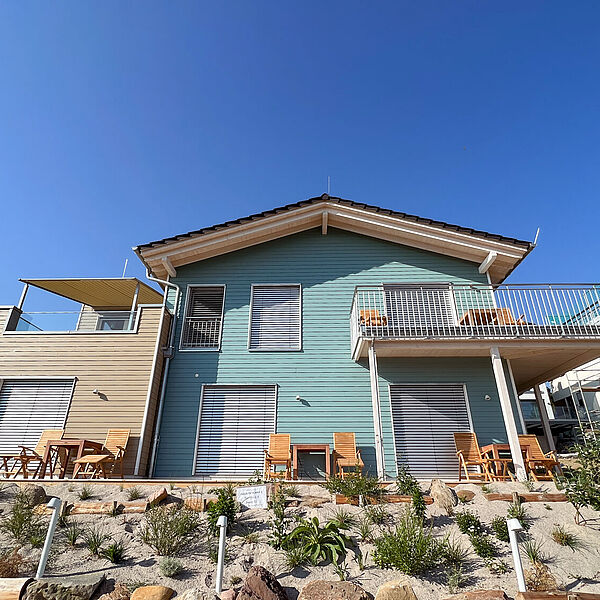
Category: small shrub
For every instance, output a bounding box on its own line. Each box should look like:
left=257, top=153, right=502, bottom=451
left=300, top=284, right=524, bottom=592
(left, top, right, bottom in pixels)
left=64, top=523, right=84, bottom=547
left=159, top=556, right=183, bottom=578
left=240, top=526, right=261, bottom=545
left=372, top=510, right=443, bottom=574
left=525, top=562, right=558, bottom=591
left=485, top=557, right=510, bottom=574
left=481, top=484, right=493, bottom=494
left=101, top=540, right=127, bottom=564
left=267, top=484, right=289, bottom=550
left=126, top=487, right=143, bottom=501
left=321, top=470, right=385, bottom=501
left=29, top=532, right=45, bottom=548
left=365, top=504, right=393, bottom=527
left=455, top=510, right=482, bottom=535
left=521, top=538, right=547, bottom=565
left=491, top=516, right=510, bottom=542
left=207, top=484, right=238, bottom=536
left=329, top=508, right=357, bottom=530
left=396, top=465, right=420, bottom=495
left=411, top=488, right=427, bottom=522
left=78, top=485, right=93, bottom=501
left=354, top=514, right=374, bottom=542
left=282, top=483, right=300, bottom=498
left=140, top=505, right=201, bottom=556
left=208, top=540, right=231, bottom=564
left=283, top=545, right=309, bottom=569
left=0, top=548, right=29, bottom=578
left=442, top=536, right=469, bottom=567
left=230, top=575, right=243, bottom=586
left=446, top=565, right=466, bottom=594
left=247, top=469, right=264, bottom=485
left=0, top=490, right=45, bottom=545
left=84, top=526, right=108, bottom=556
left=470, top=534, right=497, bottom=559
left=551, top=524, right=583, bottom=551
left=522, top=477, right=536, bottom=492
left=507, top=501, right=532, bottom=531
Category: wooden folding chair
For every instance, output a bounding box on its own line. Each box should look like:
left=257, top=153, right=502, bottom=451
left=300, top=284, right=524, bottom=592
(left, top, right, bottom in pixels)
left=332, top=432, right=364, bottom=479
left=264, top=433, right=292, bottom=480
left=0, top=429, right=64, bottom=479
left=454, top=432, right=512, bottom=481
left=359, top=309, right=388, bottom=327
left=73, top=429, right=130, bottom=479
left=518, top=434, right=561, bottom=480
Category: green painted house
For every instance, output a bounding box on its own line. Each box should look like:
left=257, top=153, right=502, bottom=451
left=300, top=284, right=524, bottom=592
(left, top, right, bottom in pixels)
left=134, top=195, right=600, bottom=481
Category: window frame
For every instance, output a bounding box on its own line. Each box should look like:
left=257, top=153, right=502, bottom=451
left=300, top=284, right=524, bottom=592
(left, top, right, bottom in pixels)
left=179, top=284, right=226, bottom=352
left=247, top=283, right=302, bottom=352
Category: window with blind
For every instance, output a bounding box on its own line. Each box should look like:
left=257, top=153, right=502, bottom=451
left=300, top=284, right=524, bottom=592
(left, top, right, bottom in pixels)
left=180, top=285, right=225, bottom=350
left=249, top=285, right=301, bottom=350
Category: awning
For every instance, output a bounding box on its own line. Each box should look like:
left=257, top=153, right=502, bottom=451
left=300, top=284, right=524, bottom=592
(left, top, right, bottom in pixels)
left=19, top=278, right=164, bottom=309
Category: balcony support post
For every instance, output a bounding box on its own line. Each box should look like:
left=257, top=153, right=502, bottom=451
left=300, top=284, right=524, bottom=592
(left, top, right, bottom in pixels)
left=533, top=385, right=556, bottom=453
left=368, top=341, right=386, bottom=479
left=490, top=346, right=527, bottom=481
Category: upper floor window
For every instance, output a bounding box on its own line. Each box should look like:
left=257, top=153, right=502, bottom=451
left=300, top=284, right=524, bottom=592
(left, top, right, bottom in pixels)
left=249, top=284, right=301, bottom=351
left=181, top=285, right=225, bottom=350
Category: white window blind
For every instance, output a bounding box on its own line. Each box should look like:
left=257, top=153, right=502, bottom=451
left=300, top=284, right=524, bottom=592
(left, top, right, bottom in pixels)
left=0, top=379, right=74, bottom=455
left=249, top=285, right=301, bottom=350
left=389, top=384, right=471, bottom=479
left=194, top=385, right=277, bottom=478
left=181, top=286, right=225, bottom=349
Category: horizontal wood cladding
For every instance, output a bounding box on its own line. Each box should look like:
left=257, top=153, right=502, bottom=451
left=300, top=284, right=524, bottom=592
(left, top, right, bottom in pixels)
left=0, top=305, right=166, bottom=475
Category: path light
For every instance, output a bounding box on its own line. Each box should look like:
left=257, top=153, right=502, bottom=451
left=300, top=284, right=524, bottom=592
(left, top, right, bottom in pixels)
left=507, top=517, right=526, bottom=592
left=36, top=497, right=62, bottom=579
left=215, top=515, right=228, bottom=595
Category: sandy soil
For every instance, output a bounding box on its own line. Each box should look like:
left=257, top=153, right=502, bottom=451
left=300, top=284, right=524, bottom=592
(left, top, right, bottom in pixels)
left=1, top=481, right=599, bottom=599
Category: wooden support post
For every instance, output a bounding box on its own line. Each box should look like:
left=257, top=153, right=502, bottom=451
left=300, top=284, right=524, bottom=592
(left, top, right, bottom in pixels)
left=368, top=341, right=385, bottom=479
left=534, top=384, right=556, bottom=453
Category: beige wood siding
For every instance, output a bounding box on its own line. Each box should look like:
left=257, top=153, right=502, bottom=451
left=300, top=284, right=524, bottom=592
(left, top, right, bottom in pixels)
left=0, top=305, right=168, bottom=475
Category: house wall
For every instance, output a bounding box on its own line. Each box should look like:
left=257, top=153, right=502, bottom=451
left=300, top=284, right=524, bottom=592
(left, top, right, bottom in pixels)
left=154, top=227, right=519, bottom=478
left=0, top=305, right=169, bottom=475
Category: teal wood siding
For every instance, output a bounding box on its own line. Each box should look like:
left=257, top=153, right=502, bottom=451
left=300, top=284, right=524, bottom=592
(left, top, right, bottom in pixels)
left=154, top=227, right=514, bottom=478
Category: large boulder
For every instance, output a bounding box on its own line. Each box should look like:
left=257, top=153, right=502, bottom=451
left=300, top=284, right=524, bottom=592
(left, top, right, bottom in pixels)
left=236, top=566, right=288, bottom=600
left=97, top=584, right=131, bottom=600
left=430, top=479, right=457, bottom=515
left=375, top=580, right=417, bottom=600
left=130, top=587, right=175, bottom=600
left=298, top=581, right=373, bottom=600
left=24, top=574, right=105, bottom=600
left=20, top=484, right=47, bottom=506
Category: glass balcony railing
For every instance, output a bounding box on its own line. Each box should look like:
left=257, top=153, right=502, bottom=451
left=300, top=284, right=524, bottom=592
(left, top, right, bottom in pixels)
left=10, top=311, right=137, bottom=333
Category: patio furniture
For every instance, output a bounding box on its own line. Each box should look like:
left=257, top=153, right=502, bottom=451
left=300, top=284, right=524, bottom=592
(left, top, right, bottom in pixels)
left=458, top=308, right=526, bottom=326
left=454, top=432, right=513, bottom=481
left=39, top=438, right=105, bottom=478
left=359, top=309, right=387, bottom=327
left=332, top=432, right=364, bottom=478
left=518, top=434, right=562, bottom=480
left=0, top=429, right=64, bottom=479
left=292, top=443, right=331, bottom=480
left=264, top=433, right=292, bottom=480
left=479, top=443, right=517, bottom=481
left=72, top=429, right=131, bottom=479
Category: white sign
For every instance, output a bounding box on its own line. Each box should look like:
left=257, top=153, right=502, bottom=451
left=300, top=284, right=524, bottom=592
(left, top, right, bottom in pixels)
left=236, top=485, right=268, bottom=509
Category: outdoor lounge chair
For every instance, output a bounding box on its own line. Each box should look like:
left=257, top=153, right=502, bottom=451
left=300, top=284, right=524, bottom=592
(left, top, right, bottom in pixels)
left=454, top=432, right=512, bottom=481
left=72, top=429, right=130, bottom=479
left=0, top=429, right=64, bottom=479
left=359, top=309, right=387, bottom=327
left=264, top=433, right=292, bottom=480
left=518, top=434, right=561, bottom=480
left=332, top=432, right=364, bottom=478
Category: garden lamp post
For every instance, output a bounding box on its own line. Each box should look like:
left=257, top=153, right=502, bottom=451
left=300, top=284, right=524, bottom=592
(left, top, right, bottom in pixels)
left=215, top=515, right=228, bottom=595
left=36, top=497, right=62, bottom=579
left=507, top=517, right=526, bottom=592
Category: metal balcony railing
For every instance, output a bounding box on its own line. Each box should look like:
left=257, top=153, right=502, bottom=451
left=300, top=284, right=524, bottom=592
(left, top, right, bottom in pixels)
left=8, top=310, right=137, bottom=333
left=350, top=284, right=600, bottom=350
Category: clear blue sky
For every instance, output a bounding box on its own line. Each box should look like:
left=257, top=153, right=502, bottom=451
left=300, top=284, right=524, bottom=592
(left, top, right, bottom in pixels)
left=1, top=2, right=599, bottom=310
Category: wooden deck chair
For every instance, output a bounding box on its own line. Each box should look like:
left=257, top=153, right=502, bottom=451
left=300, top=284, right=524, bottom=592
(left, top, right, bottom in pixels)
left=0, top=429, right=64, bottom=479
left=332, top=432, right=364, bottom=479
left=359, top=309, right=388, bottom=327
left=454, top=432, right=512, bottom=481
left=264, top=434, right=292, bottom=480
left=73, top=429, right=130, bottom=479
left=518, top=434, right=561, bottom=480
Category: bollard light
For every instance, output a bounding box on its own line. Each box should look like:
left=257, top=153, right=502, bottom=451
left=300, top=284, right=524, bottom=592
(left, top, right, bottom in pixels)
left=36, top=497, right=62, bottom=579
left=507, top=518, right=526, bottom=592
left=215, top=515, right=228, bottom=595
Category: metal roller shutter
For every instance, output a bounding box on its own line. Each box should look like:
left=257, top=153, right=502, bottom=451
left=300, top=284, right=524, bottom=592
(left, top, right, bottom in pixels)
left=194, top=385, right=277, bottom=478
left=0, top=379, right=74, bottom=454
left=249, top=285, right=301, bottom=350
left=390, top=384, right=471, bottom=479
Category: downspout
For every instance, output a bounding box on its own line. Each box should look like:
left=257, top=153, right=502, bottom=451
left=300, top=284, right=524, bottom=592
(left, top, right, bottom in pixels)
left=145, top=269, right=181, bottom=477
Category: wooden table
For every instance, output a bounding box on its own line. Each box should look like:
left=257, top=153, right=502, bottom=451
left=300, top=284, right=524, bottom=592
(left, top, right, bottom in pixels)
left=480, top=443, right=529, bottom=480
left=39, top=439, right=104, bottom=479
left=459, top=308, right=520, bottom=326
left=292, top=444, right=330, bottom=480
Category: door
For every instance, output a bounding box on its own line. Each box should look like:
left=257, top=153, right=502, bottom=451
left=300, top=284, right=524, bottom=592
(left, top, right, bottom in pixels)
left=194, top=385, right=277, bottom=478
left=389, top=383, right=471, bottom=479
left=0, top=379, right=74, bottom=454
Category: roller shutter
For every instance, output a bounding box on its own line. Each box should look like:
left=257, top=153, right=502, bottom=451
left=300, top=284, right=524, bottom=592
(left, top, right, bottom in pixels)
left=390, top=383, right=471, bottom=479
left=0, top=379, right=74, bottom=454
left=194, top=385, right=277, bottom=478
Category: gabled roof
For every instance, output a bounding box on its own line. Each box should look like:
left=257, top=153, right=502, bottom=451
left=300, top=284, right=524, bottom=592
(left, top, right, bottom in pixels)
left=134, top=194, right=534, bottom=283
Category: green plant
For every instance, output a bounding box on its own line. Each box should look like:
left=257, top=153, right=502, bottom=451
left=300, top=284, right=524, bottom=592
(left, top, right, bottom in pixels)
left=355, top=514, right=374, bottom=542
left=441, top=535, right=469, bottom=567
left=544, top=504, right=552, bottom=511
left=169, top=483, right=176, bottom=491
left=283, top=545, right=309, bottom=570
left=126, top=582, right=148, bottom=593
left=507, top=501, right=532, bottom=530
left=396, top=465, right=420, bottom=495
left=267, top=485, right=289, bottom=550
left=84, top=526, right=108, bottom=556
left=140, top=505, right=201, bottom=556
left=329, top=508, right=357, bottom=530
left=0, top=548, right=29, bottom=578
left=207, top=484, right=238, bottom=536
left=64, top=523, right=84, bottom=547
left=470, top=534, right=497, bottom=559
left=284, top=517, right=352, bottom=566
left=126, top=487, right=143, bottom=501
left=411, top=488, right=427, bottom=522
left=321, top=470, right=385, bottom=501
left=521, top=538, right=547, bottom=564
left=551, top=524, right=582, bottom=551
left=159, top=556, right=184, bottom=578
left=240, top=526, right=261, bottom=545
left=522, top=477, right=536, bottom=492
left=372, top=510, right=443, bottom=574
left=355, top=549, right=368, bottom=571
left=365, top=504, right=393, bottom=527
left=101, top=540, right=127, bottom=563
left=446, top=565, right=466, bottom=594
left=485, top=557, right=510, bottom=574
left=78, top=485, right=93, bottom=501
left=247, top=469, right=264, bottom=485
left=0, top=490, right=45, bottom=546
left=281, top=483, right=300, bottom=498
left=491, top=516, right=510, bottom=542
left=230, top=575, right=243, bottom=586
left=333, top=560, right=349, bottom=581
left=57, top=514, right=70, bottom=528
left=454, top=510, right=482, bottom=535
left=481, top=484, right=493, bottom=494
left=208, top=539, right=231, bottom=564
left=29, top=532, right=45, bottom=548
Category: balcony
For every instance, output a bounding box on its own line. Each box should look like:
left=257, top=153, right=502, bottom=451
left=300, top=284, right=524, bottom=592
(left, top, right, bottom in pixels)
left=6, top=310, right=138, bottom=333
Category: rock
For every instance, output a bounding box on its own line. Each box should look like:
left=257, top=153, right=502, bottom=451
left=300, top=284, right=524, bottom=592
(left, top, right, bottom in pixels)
left=148, top=487, right=168, bottom=507
left=97, top=584, right=131, bottom=600
left=121, top=500, right=149, bottom=513
left=220, top=590, right=238, bottom=600
left=430, top=479, right=457, bottom=515
left=20, top=484, right=47, bottom=506
left=456, top=490, right=475, bottom=502
left=130, top=586, right=174, bottom=600
left=237, top=566, right=288, bottom=600
left=299, top=495, right=328, bottom=508
left=0, top=578, right=33, bottom=600
left=70, top=501, right=116, bottom=514
left=375, top=580, right=417, bottom=600
left=298, top=581, right=373, bottom=600
left=184, top=497, right=205, bottom=512
left=443, top=592, right=508, bottom=600
left=178, top=591, right=218, bottom=600
left=24, top=574, right=105, bottom=600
